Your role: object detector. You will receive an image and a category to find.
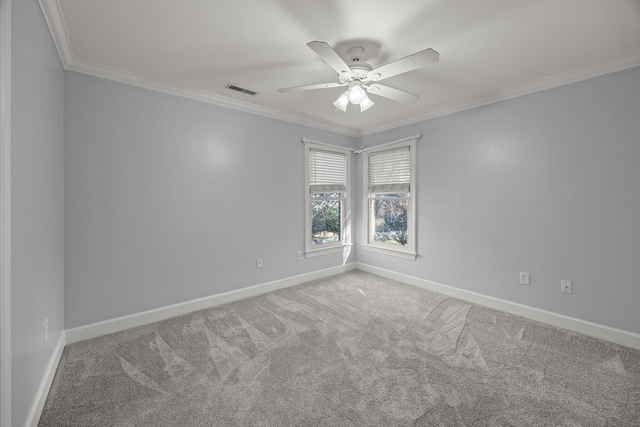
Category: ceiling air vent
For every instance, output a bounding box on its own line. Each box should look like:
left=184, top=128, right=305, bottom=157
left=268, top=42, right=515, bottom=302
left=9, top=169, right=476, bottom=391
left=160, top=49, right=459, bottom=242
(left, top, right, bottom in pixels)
left=225, top=84, right=258, bottom=96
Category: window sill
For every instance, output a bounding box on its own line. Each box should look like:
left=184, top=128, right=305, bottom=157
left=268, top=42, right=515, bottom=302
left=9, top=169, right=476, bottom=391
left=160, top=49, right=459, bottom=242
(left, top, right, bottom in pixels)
left=305, top=243, right=352, bottom=258
left=362, top=244, right=417, bottom=260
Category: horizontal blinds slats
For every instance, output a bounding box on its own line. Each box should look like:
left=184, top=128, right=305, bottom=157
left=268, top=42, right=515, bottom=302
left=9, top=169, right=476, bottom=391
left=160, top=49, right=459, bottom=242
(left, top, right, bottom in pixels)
left=310, top=184, right=345, bottom=193
left=368, top=146, right=410, bottom=193
left=309, top=148, right=346, bottom=193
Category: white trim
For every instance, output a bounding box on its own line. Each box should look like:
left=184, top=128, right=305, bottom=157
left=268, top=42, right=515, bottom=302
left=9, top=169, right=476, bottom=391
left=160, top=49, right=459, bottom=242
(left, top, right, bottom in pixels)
left=66, top=263, right=356, bottom=344
left=37, top=0, right=72, bottom=65
left=362, top=244, right=416, bottom=261
left=0, top=0, right=12, bottom=424
left=304, top=142, right=351, bottom=257
left=362, top=53, right=640, bottom=136
left=24, top=333, right=65, bottom=427
left=68, top=54, right=640, bottom=138
left=355, top=134, right=421, bottom=154
left=38, top=1, right=640, bottom=138
left=301, top=138, right=358, bottom=153
left=35, top=0, right=359, bottom=137
left=305, top=243, right=352, bottom=259
left=66, top=58, right=361, bottom=137
left=355, top=263, right=640, bottom=351
left=362, top=138, right=417, bottom=258
left=65, top=262, right=640, bottom=350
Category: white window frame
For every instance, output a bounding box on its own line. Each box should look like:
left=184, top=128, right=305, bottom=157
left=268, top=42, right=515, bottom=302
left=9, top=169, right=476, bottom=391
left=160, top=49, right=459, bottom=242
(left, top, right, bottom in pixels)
left=304, top=142, right=350, bottom=258
left=362, top=139, right=417, bottom=260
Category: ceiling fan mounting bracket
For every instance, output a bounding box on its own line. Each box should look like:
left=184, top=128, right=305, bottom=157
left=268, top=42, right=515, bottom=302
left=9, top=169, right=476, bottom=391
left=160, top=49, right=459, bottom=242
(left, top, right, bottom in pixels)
left=347, top=46, right=365, bottom=62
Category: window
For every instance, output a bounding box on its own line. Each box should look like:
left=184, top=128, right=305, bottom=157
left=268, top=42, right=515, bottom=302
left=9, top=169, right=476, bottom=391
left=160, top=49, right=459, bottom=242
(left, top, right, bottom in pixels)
left=364, top=140, right=416, bottom=260
left=305, top=143, right=349, bottom=257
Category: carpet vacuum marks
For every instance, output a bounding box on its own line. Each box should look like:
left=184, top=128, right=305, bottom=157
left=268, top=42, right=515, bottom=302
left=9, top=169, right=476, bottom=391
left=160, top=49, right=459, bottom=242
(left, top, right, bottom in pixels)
left=39, top=271, right=640, bottom=426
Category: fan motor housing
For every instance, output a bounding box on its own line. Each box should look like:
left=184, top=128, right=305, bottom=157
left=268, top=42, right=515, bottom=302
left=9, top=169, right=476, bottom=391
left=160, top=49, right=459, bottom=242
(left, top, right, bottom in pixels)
left=339, top=63, right=372, bottom=83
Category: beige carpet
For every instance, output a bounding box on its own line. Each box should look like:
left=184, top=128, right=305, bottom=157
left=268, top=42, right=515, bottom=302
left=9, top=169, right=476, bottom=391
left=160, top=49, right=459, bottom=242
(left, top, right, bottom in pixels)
left=40, top=271, right=639, bottom=426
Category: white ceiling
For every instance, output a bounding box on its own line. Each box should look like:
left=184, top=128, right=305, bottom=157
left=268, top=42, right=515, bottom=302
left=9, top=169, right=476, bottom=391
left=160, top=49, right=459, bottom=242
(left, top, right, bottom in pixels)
left=40, top=0, right=640, bottom=136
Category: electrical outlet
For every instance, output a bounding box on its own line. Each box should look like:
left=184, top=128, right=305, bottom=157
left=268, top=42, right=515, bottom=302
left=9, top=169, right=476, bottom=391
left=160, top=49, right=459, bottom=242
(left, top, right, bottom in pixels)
left=561, top=280, right=572, bottom=294
left=44, top=319, right=49, bottom=343
left=256, top=258, right=263, bottom=268
left=519, top=272, right=530, bottom=285
left=297, top=251, right=303, bottom=261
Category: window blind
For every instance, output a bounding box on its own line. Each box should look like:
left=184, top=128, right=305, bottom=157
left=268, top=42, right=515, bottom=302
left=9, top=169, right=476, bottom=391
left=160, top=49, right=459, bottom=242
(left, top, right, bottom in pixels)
left=368, top=146, right=411, bottom=193
left=309, top=148, right=347, bottom=193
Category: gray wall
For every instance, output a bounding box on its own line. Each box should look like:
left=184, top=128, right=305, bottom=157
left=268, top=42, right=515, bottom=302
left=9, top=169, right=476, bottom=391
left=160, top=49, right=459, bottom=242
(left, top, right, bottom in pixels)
left=11, top=0, right=64, bottom=425
left=63, top=71, right=356, bottom=329
left=65, top=66, right=640, bottom=335
left=356, top=66, right=640, bottom=334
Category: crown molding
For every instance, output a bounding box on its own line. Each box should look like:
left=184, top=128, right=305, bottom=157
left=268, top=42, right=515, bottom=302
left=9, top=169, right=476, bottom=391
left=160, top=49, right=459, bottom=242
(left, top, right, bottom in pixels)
left=362, top=52, right=640, bottom=136
left=39, top=0, right=640, bottom=139
left=37, top=0, right=361, bottom=137
left=38, top=0, right=73, bottom=65
left=66, top=58, right=361, bottom=137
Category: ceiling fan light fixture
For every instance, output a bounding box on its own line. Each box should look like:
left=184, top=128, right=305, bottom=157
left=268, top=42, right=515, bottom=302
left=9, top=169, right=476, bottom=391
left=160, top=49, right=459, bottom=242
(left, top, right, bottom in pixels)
left=281, top=41, right=437, bottom=113
left=360, top=94, right=374, bottom=112
left=333, top=90, right=350, bottom=112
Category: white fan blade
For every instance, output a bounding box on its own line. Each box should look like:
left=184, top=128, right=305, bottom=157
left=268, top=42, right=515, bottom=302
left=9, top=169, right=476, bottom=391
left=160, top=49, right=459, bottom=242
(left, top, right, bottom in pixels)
left=278, top=82, right=346, bottom=93
left=367, top=84, right=420, bottom=104
left=307, top=41, right=355, bottom=78
left=367, top=48, right=439, bottom=82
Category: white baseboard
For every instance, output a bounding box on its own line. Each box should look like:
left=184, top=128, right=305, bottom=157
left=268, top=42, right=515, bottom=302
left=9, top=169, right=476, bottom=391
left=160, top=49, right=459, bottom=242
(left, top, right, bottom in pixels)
left=66, top=263, right=356, bottom=345
left=26, top=261, right=640, bottom=426
left=25, top=332, right=65, bottom=427
left=65, top=261, right=640, bottom=351
left=356, top=262, right=640, bottom=351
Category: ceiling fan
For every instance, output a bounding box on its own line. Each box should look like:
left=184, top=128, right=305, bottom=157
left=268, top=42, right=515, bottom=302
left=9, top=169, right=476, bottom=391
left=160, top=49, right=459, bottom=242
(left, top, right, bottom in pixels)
left=278, top=41, right=439, bottom=112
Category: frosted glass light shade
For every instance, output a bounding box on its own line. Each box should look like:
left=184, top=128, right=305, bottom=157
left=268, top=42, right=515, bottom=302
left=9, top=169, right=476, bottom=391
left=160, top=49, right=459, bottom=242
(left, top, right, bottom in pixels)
left=333, top=90, right=350, bottom=112
left=360, top=94, right=374, bottom=112
left=348, top=85, right=366, bottom=104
